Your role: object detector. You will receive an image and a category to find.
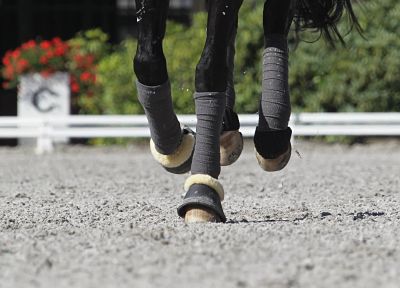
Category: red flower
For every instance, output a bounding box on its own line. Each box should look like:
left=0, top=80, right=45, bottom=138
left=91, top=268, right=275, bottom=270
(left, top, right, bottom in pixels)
left=2, top=51, right=13, bottom=66
left=52, top=37, right=63, bottom=45
left=12, top=49, right=21, bottom=59
left=2, top=55, right=11, bottom=66
left=1, top=37, right=77, bottom=90
left=70, top=76, right=80, bottom=93
left=16, top=59, right=29, bottom=73
left=4, top=65, right=14, bottom=79
left=80, top=71, right=92, bottom=82
left=54, top=46, right=66, bottom=56
left=39, top=55, right=48, bottom=64
left=3, top=50, right=12, bottom=60
left=21, top=40, right=36, bottom=50
left=40, top=40, right=52, bottom=50
left=71, top=82, right=80, bottom=93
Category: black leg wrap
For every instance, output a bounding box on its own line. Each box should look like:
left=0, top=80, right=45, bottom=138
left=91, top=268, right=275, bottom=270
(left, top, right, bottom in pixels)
left=254, top=127, right=292, bottom=159
left=177, top=184, right=226, bottom=223
left=222, top=108, right=240, bottom=132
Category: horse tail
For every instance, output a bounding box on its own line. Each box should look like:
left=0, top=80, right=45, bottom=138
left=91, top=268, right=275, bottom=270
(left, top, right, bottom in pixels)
left=292, top=0, right=363, bottom=45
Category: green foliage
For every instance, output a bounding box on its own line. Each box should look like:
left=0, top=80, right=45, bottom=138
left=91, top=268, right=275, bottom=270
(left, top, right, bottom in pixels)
left=68, top=29, right=110, bottom=60
left=234, top=2, right=264, bottom=113
left=94, top=39, right=142, bottom=115
left=289, top=0, right=400, bottom=112
left=164, top=13, right=207, bottom=113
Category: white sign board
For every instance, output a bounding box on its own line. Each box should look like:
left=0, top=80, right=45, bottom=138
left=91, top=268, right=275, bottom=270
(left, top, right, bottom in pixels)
left=18, top=72, right=70, bottom=144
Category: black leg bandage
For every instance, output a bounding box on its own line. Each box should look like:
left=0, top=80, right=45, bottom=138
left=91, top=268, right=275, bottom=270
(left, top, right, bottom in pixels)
left=191, top=92, right=226, bottom=179
left=258, top=34, right=291, bottom=131
left=137, top=80, right=182, bottom=155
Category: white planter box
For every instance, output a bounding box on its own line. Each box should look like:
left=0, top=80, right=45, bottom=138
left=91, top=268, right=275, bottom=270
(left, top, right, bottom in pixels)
left=18, top=72, right=71, bottom=144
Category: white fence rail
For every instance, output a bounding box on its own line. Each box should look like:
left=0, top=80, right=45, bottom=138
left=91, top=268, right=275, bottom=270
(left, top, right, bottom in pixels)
left=0, top=113, right=400, bottom=154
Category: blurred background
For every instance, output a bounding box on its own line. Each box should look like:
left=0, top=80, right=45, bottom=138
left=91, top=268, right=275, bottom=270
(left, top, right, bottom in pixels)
left=0, top=0, right=399, bottom=146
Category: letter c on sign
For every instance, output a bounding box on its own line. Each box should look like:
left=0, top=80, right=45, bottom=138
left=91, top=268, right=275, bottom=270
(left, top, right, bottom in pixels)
left=32, top=87, right=59, bottom=113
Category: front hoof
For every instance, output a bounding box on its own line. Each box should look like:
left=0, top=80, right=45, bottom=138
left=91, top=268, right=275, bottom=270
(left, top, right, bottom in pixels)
left=185, top=207, right=220, bottom=223
left=178, top=176, right=226, bottom=223
left=220, top=131, right=243, bottom=166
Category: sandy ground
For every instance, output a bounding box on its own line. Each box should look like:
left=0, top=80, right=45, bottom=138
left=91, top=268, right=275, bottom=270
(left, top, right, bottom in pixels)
left=0, top=141, right=399, bottom=288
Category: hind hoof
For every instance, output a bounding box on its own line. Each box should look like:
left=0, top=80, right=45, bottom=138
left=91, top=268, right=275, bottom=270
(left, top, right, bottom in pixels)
left=220, top=131, right=243, bottom=166
left=254, top=127, right=292, bottom=172
left=255, top=143, right=291, bottom=172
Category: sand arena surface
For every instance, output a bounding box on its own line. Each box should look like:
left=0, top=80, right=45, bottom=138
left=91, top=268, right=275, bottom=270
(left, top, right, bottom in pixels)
left=0, top=141, right=399, bottom=288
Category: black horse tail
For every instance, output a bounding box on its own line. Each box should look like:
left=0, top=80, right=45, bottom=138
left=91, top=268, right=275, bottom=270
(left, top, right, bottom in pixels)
left=292, top=0, right=363, bottom=45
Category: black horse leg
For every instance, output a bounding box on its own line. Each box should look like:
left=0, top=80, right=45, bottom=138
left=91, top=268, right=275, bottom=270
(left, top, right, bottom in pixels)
left=178, top=0, right=243, bottom=223
left=225, top=14, right=238, bottom=111
left=192, top=0, right=242, bottom=176
left=195, top=0, right=242, bottom=93
left=133, top=0, right=169, bottom=86
left=220, top=14, right=243, bottom=167
left=134, top=0, right=191, bottom=168
left=263, top=0, right=293, bottom=36
left=254, top=0, right=293, bottom=170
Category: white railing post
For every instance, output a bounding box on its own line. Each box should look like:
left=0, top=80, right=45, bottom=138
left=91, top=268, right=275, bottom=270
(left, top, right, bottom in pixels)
left=35, top=118, right=54, bottom=155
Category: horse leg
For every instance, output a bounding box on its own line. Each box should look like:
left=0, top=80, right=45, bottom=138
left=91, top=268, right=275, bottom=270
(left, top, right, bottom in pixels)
left=225, top=21, right=237, bottom=112
left=254, top=0, right=294, bottom=172
left=220, top=12, right=244, bottom=166
left=177, top=0, right=243, bottom=223
left=134, top=0, right=195, bottom=174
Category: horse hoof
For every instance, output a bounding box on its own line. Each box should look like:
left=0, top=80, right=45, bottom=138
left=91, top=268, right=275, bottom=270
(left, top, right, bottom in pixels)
left=220, top=130, right=243, bottom=166
left=184, top=207, right=220, bottom=223
left=255, top=143, right=292, bottom=172
left=150, top=127, right=195, bottom=174
left=253, top=127, right=292, bottom=172
left=177, top=176, right=226, bottom=223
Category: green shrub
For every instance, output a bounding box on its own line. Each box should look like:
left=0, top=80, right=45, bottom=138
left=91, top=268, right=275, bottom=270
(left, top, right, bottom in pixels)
left=95, top=39, right=142, bottom=115
left=289, top=0, right=400, bottom=112
left=164, top=15, right=207, bottom=113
